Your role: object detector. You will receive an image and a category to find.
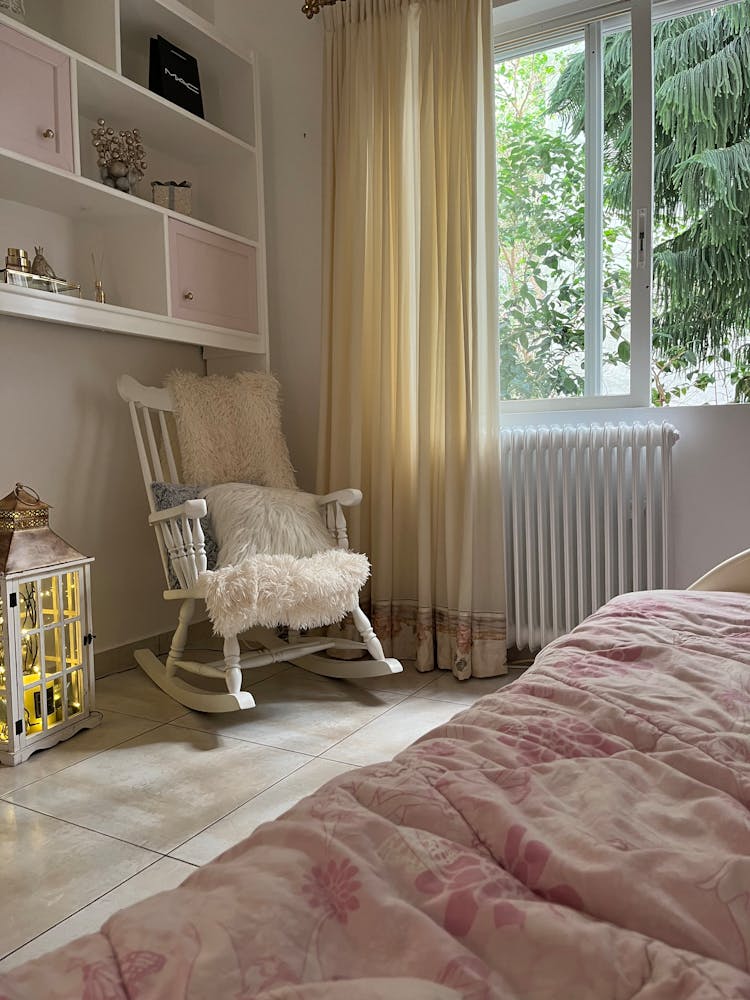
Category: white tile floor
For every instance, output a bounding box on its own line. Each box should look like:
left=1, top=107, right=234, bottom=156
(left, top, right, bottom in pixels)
left=0, top=659, right=519, bottom=972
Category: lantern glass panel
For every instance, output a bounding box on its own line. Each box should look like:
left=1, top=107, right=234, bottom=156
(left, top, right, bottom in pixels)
left=24, top=681, right=54, bottom=734
left=43, top=626, right=64, bottom=676
left=19, top=580, right=39, bottom=634
left=21, top=632, right=40, bottom=677
left=66, top=670, right=83, bottom=718
left=41, top=576, right=61, bottom=627
left=62, top=571, right=81, bottom=620
left=51, top=677, right=64, bottom=726
left=65, top=621, right=83, bottom=669
left=0, top=592, right=7, bottom=746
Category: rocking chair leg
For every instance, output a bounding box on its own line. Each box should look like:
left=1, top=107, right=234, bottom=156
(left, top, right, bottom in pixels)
left=351, top=605, right=385, bottom=660
left=223, top=635, right=243, bottom=695
left=302, top=604, right=399, bottom=677
left=166, top=599, right=196, bottom=676
left=134, top=601, right=255, bottom=714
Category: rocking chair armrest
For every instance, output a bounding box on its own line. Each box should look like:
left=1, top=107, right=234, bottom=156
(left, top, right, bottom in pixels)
left=148, top=499, right=208, bottom=525
left=316, top=489, right=363, bottom=509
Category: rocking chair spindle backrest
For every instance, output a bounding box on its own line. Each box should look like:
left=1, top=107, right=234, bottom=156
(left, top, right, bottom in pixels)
left=118, top=375, right=184, bottom=585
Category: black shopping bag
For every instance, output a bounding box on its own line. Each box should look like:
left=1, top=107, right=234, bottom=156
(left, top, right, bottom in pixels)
left=149, top=34, right=204, bottom=118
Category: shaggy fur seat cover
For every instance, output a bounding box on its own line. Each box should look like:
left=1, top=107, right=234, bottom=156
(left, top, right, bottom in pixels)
left=198, top=483, right=370, bottom=636
left=199, top=550, right=370, bottom=636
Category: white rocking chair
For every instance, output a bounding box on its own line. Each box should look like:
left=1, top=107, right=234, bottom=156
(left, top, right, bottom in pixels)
left=118, top=374, right=402, bottom=714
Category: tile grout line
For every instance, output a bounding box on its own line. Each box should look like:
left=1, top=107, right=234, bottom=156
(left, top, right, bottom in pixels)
left=0, top=718, right=168, bottom=799
left=311, top=689, right=481, bottom=764
left=165, top=684, right=446, bottom=859
left=167, top=752, right=316, bottom=859
left=0, top=854, right=197, bottom=967
left=2, top=798, right=175, bottom=857
left=171, top=686, right=477, bottom=858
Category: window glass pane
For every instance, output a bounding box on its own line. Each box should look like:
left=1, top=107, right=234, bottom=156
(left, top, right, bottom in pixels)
left=601, top=23, right=632, bottom=396
left=496, top=40, right=586, bottom=400
left=652, top=0, right=750, bottom=405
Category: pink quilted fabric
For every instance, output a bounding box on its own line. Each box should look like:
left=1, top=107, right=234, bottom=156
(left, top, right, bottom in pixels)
left=2, top=590, right=749, bottom=999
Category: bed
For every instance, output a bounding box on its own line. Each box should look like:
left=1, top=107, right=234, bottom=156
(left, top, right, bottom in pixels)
left=1, top=587, right=749, bottom=999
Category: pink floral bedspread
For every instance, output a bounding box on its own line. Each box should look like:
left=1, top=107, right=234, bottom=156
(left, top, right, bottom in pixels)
left=3, top=590, right=750, bottom=999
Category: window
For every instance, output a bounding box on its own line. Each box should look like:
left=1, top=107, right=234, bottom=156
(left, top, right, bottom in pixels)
left=495, top=0, right=750, bottom=408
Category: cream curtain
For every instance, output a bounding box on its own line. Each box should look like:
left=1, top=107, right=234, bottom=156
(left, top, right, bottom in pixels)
left=318, top=0, right=506, bottom=678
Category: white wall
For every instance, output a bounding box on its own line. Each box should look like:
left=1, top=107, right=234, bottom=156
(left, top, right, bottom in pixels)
left=502, top=403, right=750, bottom=588
left=215, top=0, right=324, bottom=491
left=0, top=315, right=203, bottom=651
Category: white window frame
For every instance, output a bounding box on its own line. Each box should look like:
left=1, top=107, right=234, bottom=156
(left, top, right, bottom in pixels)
left=495, top=1, right=654, bottom=413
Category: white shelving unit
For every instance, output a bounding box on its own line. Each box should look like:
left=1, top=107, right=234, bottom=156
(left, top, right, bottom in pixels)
left=0, top=0, right=268, bottom=356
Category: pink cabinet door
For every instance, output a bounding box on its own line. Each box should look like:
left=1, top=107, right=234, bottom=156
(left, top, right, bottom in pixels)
left=0, top=24, right=75, bottom=173
left=169, top=220, right=258, bottom=334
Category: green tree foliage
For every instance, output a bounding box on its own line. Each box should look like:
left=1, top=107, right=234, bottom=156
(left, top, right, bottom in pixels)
left=551, top=2, right=750, bottom=403
left=496, top=49, right=630, bottom=400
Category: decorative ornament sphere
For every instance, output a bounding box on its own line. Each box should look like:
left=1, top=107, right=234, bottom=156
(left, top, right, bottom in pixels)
left=98, top=118, right=105, bottom=126
left=115, top=176, right=131, bottom=192
left=108, top=160, right=128, bottom=179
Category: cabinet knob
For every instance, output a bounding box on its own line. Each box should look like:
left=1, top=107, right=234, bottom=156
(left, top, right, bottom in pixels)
left=42, top=128, right=55, bottom=139
left=183, top=291, right=194, bottom=300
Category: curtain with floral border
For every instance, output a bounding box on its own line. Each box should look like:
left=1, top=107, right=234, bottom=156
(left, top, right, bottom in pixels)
left=318, top=0, right=506, bottom=678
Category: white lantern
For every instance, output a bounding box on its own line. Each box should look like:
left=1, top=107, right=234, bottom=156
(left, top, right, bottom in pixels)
left=0, top=485, right=101, bottom=766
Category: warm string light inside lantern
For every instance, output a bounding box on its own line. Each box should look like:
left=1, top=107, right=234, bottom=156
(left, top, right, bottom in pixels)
left=0, top=597, right=6, bottom=744
left=0, top=484, right=99, bottom=763
left=14, top=574, right=83, bottom=731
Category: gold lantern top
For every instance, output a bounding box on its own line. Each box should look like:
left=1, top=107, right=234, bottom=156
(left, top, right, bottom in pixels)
left=0, top=484, right=86, bottom=577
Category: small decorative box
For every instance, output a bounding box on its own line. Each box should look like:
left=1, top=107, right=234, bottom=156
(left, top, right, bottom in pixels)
left=151, top=180, right=192, bottom=216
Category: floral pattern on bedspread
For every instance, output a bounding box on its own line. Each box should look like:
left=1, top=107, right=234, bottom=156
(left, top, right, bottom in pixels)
left=2, top=590, right=750, bottom=999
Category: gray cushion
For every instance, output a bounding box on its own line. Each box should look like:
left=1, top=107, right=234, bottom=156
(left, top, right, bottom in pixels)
left=150, top=483, right=218, bottom=588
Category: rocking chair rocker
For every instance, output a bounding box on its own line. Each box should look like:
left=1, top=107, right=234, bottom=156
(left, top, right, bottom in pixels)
left=118, top=374, right=402, bottom=714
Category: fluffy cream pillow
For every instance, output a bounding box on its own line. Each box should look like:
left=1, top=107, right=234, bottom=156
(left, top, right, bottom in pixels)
left=203, top=483, right=335, bottom=569
left=167, top=371, right=296, bottom=489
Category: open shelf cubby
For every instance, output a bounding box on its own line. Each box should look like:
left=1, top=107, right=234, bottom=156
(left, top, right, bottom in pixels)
left=119, top=0, right=255, bottom=145
left=19, top=0, right=120, bottom=71
left=0, top=0, right=267, bottom=355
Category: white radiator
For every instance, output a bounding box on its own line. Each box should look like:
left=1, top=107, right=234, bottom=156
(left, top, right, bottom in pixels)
left=501, top=422, right=680, bottom=652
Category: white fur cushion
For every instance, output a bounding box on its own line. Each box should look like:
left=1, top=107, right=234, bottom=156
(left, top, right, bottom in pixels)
left=167, top=371, right=296, bottom=489
left=203, top=483, right=335, bottom=568
left=200, top=549, right=370, bottom=635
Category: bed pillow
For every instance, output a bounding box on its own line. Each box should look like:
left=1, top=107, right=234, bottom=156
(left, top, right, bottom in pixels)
left=203, top=483, right=334, bottom=569
left=151, top=482, right=219, bottom=588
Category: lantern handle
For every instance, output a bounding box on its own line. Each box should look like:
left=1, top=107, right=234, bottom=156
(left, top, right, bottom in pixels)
left=14, top=484, right=41, bottom=506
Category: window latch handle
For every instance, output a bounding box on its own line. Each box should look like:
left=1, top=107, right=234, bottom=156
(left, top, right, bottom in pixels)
left=636, top=207, right=649, bottom=269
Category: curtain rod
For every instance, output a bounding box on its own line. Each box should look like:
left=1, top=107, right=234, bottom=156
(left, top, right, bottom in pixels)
left=302, top=0, right=346, bottom=18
